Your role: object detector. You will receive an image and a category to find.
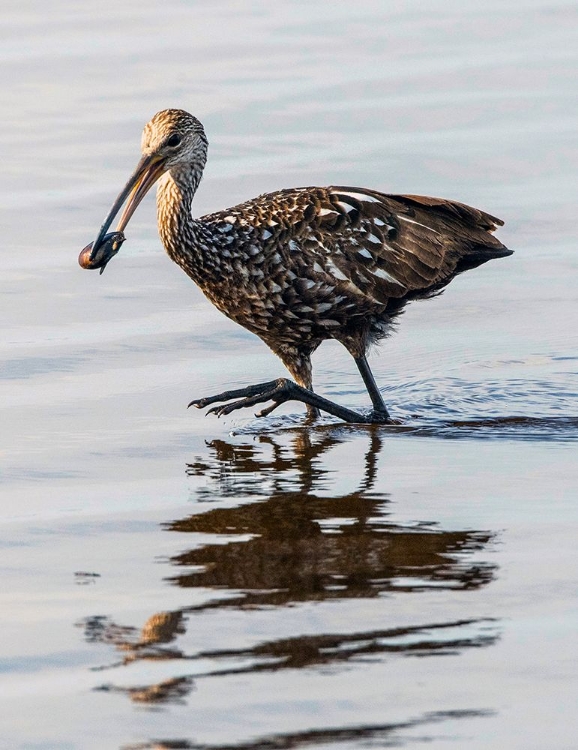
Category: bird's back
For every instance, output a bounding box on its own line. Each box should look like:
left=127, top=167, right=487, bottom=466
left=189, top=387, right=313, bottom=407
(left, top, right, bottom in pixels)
left=197, top=186, right=511, bottom=333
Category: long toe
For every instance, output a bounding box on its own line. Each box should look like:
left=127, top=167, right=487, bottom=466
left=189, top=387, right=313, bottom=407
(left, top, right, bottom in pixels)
left=188, top=381, right=281, bottom=410
left=206, top=386, right=286, bottom=417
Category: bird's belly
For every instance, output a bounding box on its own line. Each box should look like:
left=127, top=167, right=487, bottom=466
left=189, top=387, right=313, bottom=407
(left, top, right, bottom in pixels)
left=200, top=272, right=388, bottom=348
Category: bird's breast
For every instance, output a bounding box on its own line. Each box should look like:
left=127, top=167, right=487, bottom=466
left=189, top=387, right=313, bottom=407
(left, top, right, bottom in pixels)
left=162, top=219, right=391, bottom=346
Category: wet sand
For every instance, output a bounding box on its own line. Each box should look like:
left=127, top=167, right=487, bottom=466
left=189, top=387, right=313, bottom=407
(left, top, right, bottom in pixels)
left=1, top=1, right=577, bottom=748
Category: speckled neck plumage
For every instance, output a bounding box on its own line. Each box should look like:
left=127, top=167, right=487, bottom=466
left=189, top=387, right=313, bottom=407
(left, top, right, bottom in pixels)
left=156, top=166, right=203, bottom=272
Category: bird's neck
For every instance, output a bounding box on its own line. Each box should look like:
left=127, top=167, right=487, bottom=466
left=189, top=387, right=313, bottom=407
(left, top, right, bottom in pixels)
left=155, top=162, right=235, bottom=301
left=156, top=164, right=204, bottom=269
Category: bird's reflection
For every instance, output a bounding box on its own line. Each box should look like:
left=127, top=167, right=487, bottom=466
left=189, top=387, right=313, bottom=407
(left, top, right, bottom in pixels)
left=80, top=429, right=499, bottom=709
left=171, top=431, right=494, bottom=606
left=121, top=708, right=492, bottom=750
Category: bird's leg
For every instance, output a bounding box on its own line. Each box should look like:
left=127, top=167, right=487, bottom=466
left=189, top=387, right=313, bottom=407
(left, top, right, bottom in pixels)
left=279, top=350, right=320, bottom=422
left=189, top=348, right=392, bottom=424
left=354, top=354, right=391, bottom=421
left=189, top=378, right=382, bottom=423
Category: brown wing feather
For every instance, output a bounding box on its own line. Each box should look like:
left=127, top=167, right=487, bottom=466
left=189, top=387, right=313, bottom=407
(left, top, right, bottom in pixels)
left=203, top=185, right=511, bottom=310
left=315, top=186, right=511, bottom=300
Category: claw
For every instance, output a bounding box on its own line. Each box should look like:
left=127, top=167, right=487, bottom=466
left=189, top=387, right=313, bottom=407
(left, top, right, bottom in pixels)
left=255, top=397, right=286, bottom=419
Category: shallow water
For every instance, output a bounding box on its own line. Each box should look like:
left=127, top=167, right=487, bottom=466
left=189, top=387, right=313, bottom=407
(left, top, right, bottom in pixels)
left=1, top=1, right=578, bottom=748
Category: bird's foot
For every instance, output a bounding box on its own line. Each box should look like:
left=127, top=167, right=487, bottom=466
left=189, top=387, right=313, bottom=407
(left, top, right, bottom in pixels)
left=368, top=409, right=392, bottom=425
left=189, top=378, right=393, bottom=424
left=189, top=379, right=293, bottom=418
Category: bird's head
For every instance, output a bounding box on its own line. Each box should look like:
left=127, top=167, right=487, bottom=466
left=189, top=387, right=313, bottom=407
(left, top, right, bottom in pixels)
left=87, top=109, right=207, bottom=263
left=141, top=109, right=208, bottom=171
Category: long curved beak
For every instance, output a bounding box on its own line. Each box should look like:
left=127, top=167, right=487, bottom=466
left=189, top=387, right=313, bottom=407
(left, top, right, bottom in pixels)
left=89, top=153, right=166, bottom=261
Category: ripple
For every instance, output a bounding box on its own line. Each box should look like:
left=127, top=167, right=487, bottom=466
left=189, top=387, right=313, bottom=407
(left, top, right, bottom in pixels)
left=234, top=374, right=578, bottom=442
left=389, top=373, right=578, bottom=441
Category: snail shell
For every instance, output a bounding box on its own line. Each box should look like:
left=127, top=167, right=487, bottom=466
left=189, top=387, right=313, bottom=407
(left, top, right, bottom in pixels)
left=79, top=231, right=125, bottom=274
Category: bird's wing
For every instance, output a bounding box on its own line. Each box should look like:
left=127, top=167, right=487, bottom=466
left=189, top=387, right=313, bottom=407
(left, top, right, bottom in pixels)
left=309, top=187, right=508, bottom=303
left=204, top=186, right=509, bottom=305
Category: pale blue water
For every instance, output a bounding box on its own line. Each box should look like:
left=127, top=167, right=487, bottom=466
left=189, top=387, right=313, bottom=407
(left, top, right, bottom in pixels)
left=1, top=1, right=577, bottom=748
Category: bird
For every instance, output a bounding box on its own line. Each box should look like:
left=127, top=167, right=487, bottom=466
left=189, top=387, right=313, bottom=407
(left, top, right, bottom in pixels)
left=87, top=108, right=512, bottom=424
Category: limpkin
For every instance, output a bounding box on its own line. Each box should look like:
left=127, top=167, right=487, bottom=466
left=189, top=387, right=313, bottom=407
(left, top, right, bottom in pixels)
left=87, top=109, right=512, bottom=424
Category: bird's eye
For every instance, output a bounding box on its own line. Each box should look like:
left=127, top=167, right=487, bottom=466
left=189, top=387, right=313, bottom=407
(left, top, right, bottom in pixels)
left=166, top=134, right=181, bottom=148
